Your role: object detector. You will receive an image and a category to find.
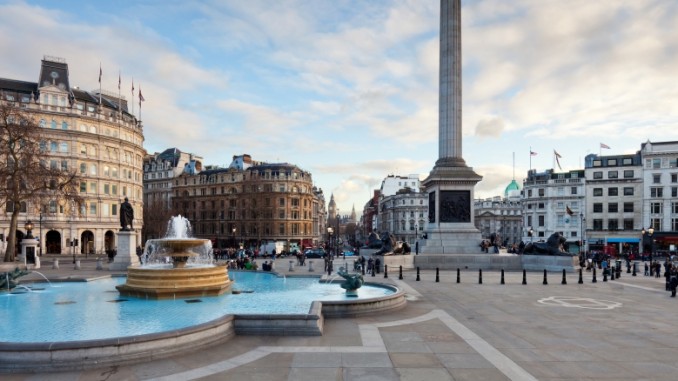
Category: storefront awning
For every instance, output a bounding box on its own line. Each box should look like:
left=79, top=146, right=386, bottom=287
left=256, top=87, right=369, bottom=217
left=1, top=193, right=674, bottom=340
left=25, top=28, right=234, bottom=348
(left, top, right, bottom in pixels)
left=606, top=238, right=640, bottom=243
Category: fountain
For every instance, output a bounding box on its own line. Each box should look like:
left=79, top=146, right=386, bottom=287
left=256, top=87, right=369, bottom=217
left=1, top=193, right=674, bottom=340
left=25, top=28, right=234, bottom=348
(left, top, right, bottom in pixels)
left=116, top=216, right=232, bottom=299
left=336, top=267, right=364, bottom=297
left=0, top=267, right=30, bottom=292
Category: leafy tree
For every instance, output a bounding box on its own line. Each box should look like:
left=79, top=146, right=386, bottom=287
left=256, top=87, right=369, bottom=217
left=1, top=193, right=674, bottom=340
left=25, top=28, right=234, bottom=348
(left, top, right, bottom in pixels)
left=0, top=102, right=83, bottom=262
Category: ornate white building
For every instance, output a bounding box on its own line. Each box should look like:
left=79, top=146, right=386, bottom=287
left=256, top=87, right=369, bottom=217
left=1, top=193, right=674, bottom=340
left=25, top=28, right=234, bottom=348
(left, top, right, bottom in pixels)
left=0, top=56, right=145, bottom=255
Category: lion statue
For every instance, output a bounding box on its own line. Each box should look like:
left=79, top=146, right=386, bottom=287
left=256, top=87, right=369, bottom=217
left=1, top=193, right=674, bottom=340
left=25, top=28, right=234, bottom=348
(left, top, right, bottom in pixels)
left=366, top=232, right=383, bottom=249
left=523, top=232, right=572, bottom=256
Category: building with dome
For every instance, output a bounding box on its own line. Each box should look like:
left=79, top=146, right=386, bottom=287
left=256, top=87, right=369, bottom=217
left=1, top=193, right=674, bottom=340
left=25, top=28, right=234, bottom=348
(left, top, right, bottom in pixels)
left=473, top=179, right=522, bottom=247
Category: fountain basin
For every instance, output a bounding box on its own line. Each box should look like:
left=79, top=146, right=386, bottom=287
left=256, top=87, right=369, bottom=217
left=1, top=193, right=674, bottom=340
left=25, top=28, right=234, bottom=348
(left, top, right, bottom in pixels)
left=116, top=265, right=232, bottom=299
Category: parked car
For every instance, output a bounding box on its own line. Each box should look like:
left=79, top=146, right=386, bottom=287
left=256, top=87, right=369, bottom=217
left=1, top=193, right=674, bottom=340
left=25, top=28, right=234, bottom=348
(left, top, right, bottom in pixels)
left=304, top=248, right=326, bottom=258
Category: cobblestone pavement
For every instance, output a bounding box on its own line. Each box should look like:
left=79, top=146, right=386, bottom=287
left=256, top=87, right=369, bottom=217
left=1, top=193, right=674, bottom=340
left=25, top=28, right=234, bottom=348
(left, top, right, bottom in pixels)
left=5, top=256, right=678, bottom=380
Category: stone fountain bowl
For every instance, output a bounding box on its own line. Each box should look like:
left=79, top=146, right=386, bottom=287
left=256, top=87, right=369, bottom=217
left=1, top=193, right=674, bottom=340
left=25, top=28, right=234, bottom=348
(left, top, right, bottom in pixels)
left=148, top=238, right=208, bottom=253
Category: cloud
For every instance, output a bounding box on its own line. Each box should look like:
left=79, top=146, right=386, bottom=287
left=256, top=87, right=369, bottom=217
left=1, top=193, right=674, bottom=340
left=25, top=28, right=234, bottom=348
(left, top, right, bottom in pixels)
left=475, top=116, right=506, bottom=138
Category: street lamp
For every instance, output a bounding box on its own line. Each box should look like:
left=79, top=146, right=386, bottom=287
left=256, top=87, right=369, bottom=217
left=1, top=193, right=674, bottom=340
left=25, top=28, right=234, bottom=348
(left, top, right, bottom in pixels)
left=528, top=227, right=534, bottom=243
left=327, top=227, right=333, bottom=255
left=39, top=211, right=43, bottom=256
left=232, top=227, right=236, bottom=249
left=642, top=227, right=654, bottom=262
left=24, top=220, right=34, bottom=239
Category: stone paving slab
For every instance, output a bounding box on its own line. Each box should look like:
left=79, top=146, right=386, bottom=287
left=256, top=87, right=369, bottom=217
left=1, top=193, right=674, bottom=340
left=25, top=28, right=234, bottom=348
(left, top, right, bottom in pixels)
left=5, top=257, right=678, bottom=380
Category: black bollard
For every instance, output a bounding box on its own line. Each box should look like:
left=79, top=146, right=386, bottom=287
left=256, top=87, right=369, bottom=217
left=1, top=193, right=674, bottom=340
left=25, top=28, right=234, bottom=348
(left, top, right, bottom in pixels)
left=416, top=267, right=420, bottom=281
left=522, top=269, right=527, bottom=285
left=436, top=268, right=440, bottom=283
left=610, top=268, right=615, bottom=281
left=592, top=267, right=597, bottom=283
left=399, top=265, right=403, bottom=280
left=543, top=269, right=548, bottom=285
left=561, top=269, right=567, bottom=285
left=578, top=268, right=584, bottom=284
left=616, top=266, right=621, bottom=279
left=456, top=268, right=460, bottom=283
left=632, top=262, right=637, bottom=276
left=603, top=268, right=608, bottom=282
left=372, top=264, right=376, bottom=277
left=384, top=265, right=388, bottom=279
left=627, top=262, right=631, bottom=274
left=479, top=269, right=483, bottom=284
left=501, top=269, right=505, bottom=285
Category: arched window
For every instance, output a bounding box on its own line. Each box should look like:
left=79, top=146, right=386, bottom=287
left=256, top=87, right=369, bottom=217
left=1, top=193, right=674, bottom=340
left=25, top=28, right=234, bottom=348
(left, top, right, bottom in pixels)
left=39, top=119, right=46, bottom=127
left=50, top=119, right=57, bottom=129
left=61, top=121, right=68, bottom=130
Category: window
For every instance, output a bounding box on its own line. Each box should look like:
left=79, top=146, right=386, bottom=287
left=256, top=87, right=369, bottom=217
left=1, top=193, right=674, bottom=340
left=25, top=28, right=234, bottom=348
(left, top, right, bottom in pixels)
left=650, top=202, right=663, bottom=214
left=622, top=158, right=633, bottom=165
left=673, top=187, right=677, bottom=198
left=79, top=163, right=86, bottom=174
left=90, top=164, right=97, bottom=175
left=624, top=170, right=634, bottom=178
left=650, top=187, right=663, bottom=198
left=50, top=120, right=56, bottom=129
left=89, top=182, right=96, bottom=193
left=652, top=158, right=661, bottom=169
left=593, top=188, right=603, bottom=196
left=608, top=219, right=619, bottom=231
left=672, top=174, right=678, bottom=183
left=89, top=203, right=97, bottom=215
left=593, top=203, right=603, bottom=213
left=538, top=189, right=544, bottom=197
left=608, top=188, right=618, bottom=196
left=608, top=171, right=618, bottom=179
left=61, top=121, right=68, bottom=130
left=651, top=218, right=661, bottom=230
left=593, top=160, right=602, bottom=167
left=593, top=171, right=603, bottom=179
left=608, top=159, right=617, bottom=166
left=571, top=187, right=577, bottom=195
left=279, top=198, right=285, bottom=207
left=673, top=202, right=678, bottom=214
left=527, top=189, right=532, bottom=197
left=593, top=219, right=603, bottom=230
left=608, top=203, right=618, bottom=213
left=624, top=219, right=634, bottom=230
left=673, top=219, right=678, bottom=232
left=80, top=182, right=86, bottom=192
left=624, top=202, right=634, bottom=213
left=624, top=187, right=634, bottom=196
left=538, top=203, right=545, bottom=209
left=653, top=174, right=661, bottom=184
left=538, top=215, right=544, bottom=227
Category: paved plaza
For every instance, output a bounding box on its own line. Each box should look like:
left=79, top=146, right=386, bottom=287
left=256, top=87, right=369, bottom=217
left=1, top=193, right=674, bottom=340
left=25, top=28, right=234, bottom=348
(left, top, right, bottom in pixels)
left=5, top=256, right=678, bottom=380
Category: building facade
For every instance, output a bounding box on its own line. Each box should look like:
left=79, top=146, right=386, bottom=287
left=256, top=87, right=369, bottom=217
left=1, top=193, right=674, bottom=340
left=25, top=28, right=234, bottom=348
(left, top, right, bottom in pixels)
left=171, top=159, right=323, bottom=251
left=0, top=56, right=145, bottom=256
left=584, top=152, right=643, bottom=255
left=640, top=141, right=678, bottom=254
left=522, top=169, right=585, bottom=252
left=378, top=188, right=427, bottom=245
left=474, top=195, right=522, bottom=247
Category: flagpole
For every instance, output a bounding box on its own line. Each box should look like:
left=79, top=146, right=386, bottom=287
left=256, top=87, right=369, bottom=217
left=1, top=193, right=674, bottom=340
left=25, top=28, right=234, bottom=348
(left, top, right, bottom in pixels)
left=118, top=71, right=122, bottom=121
left=131, top=78, right=135, bottom=116
left=529, top=147, right=532, bottom=172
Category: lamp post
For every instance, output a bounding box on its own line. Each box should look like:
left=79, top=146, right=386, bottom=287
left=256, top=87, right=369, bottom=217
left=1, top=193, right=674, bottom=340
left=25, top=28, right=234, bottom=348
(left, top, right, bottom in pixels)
left=232, top=227, right=237, bottom=250
left=327, top=227, right=333, bottom=256
left=528, top=227, right=534, bottom=244
left=580, top=213, right=585, bottom=262
left=642, top=227, right=654, bottom=262
left=25, top=220, right=34, bottom=239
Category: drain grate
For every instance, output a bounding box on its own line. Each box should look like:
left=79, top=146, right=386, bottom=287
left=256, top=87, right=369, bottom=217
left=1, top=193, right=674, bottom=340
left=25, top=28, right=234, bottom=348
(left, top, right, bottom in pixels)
left=108, top=299, right=129, bottom=303
left=184, top=299, right=203, bottom=303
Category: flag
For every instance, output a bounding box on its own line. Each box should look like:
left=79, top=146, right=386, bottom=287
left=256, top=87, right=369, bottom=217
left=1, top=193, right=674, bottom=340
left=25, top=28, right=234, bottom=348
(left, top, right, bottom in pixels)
left=600, top=143, right=611, bottom=149
left=554, top=150, right=562, bottom=170
left=98, top=64, right=102, bottom=84
left=139, top=87, right=145, bottom=102
left=530, top=151, right=537, bottom=156
left=118, top=72, right=121, bottom=90
left=566, top=205, right=574, bottom=216
left=131, top=78, right=134, bottom=95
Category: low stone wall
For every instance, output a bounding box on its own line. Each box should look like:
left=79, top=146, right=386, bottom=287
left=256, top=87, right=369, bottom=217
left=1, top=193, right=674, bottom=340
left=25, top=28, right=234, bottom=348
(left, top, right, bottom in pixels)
left=414, top=254, right=523, bottom=271
left=320, top=283, right=407, bottom=318
left=521, top=255, right=580, bottom=272
left=233, top=301, right=324, bottom=336
left=0, top=314, right=236, bottom=373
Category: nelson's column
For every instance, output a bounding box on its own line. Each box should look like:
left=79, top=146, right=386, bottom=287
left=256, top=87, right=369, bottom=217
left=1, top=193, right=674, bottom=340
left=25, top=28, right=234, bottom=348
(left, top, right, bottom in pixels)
left=419, top=0, right=483, bottom=256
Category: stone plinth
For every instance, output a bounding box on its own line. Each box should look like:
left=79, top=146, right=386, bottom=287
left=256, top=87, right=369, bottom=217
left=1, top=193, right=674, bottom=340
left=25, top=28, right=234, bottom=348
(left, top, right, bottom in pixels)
left=110, top=231, right=139, bottom=271
left=415, top=253, right=522, bottom=270
left=521, top=255, right=580, bottom=272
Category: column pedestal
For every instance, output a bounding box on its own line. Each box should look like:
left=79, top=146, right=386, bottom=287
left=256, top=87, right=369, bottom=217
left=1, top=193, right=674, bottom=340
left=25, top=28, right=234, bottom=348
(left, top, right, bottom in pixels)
left=110, top=231, right=139, bottom=271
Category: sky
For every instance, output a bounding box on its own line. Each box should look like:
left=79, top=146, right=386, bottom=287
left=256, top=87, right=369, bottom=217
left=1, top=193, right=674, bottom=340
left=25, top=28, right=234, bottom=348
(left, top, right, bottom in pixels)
left=2, top=0, right=678, bottom=216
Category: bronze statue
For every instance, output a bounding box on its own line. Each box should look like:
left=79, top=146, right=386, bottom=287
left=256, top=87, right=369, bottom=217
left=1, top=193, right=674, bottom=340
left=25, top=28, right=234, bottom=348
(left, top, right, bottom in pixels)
left=120, top=197, right=134, bottom=231
left=374, top=232, right=396, bottom=255
left=523, top=232, right=572, bottom=256
left=0, top=267, right=30, bottom=290
left=366, top=232, right=382, bottom=249
left=337, top=268, right=364, bottom=291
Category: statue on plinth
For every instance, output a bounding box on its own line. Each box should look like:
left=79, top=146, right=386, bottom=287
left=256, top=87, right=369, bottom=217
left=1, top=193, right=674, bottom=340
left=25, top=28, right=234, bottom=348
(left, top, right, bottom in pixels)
left=523, top=232, right=572, bottom=256
left=120, top=197, right=134, bottom=231
left=0, top=267, right=30, bottom=290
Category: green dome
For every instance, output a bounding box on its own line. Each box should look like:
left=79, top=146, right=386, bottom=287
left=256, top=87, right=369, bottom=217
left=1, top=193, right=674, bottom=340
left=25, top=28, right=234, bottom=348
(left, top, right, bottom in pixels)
left=504, top=180, right=520, bottom=197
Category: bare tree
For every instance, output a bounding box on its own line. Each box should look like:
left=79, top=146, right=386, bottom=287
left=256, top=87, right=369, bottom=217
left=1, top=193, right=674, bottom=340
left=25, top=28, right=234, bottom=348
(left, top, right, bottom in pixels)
left=0, top=102, right=83, bottom=262
left=142, top=198, right=176, bottom=242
